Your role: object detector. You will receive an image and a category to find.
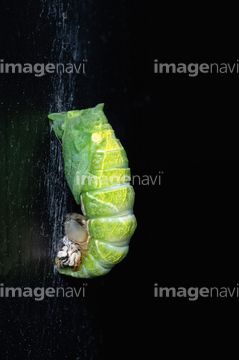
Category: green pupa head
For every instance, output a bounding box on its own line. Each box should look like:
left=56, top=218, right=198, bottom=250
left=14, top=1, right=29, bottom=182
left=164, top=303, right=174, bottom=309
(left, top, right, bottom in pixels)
left=48, top=112, right=68, bottom=138
left=48, top=110, right=82, bottom=139
left=48, top=103, right=108, bottom=138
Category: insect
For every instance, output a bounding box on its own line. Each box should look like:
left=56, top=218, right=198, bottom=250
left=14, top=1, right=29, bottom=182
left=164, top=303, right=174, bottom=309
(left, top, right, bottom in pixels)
left=48, top=103, right=137, bottom=278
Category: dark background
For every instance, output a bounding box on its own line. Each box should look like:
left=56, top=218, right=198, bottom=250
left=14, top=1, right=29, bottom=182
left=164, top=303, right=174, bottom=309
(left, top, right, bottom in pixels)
left=0, top=1, right=238, bottom=359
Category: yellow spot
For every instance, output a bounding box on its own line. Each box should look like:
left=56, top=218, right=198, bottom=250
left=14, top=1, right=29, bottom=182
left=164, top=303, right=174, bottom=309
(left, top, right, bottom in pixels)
left=92, top=132, right=102, bottom=142
left=67, top=110, right=80, bottom=118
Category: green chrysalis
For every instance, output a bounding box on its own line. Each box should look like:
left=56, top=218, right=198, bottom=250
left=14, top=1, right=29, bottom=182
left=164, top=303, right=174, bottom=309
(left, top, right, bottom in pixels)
left=48, top=104, right=137, bottom=278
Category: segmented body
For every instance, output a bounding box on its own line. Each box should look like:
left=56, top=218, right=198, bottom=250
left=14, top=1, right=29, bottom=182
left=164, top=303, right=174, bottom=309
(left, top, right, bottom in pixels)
left=48, top=104, right=137, bottom=278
